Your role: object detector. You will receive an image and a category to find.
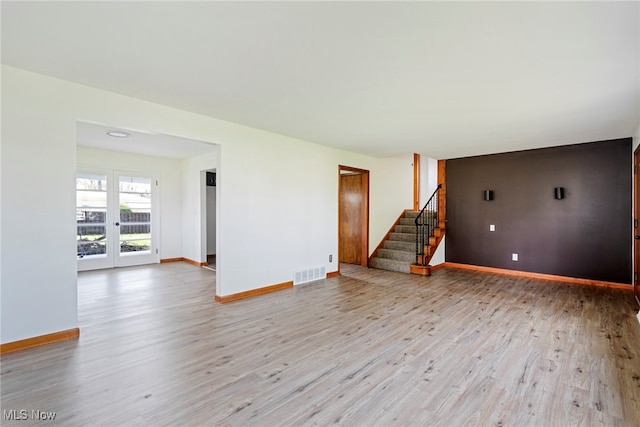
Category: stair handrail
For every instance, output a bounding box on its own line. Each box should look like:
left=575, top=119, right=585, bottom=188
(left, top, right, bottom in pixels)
left=415, top=184, right=442, bottom=266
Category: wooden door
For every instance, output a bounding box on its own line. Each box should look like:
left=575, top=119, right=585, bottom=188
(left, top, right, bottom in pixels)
left=340, top=173, right=362, bottom=264
left=339, top=168, right=369, bottom=266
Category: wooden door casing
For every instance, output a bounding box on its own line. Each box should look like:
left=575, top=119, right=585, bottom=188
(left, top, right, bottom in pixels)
left=339, top=173, right=362, bottom=264
left=338, top=167, right=369, bottom=267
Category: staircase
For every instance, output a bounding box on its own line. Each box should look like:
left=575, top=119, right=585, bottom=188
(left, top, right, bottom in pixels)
left=370, top=185, right=445, bottom=276
left=370, top=210, right=421, bottom=274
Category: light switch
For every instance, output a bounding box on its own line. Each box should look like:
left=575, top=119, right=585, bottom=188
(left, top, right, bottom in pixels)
left=512, top=253, right=518, bottom=261
left=489, top=224, right=495, bottom=231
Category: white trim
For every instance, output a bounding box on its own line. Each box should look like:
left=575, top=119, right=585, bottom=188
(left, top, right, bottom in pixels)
left=76, top=167, right=160, bottom=271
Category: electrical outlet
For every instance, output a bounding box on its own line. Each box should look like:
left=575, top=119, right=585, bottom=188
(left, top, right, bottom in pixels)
left=489, top=224, right=495, bottom=231
left=512, top=253, right=518, bottom=261
left=329, top=254, right=333, bottom=262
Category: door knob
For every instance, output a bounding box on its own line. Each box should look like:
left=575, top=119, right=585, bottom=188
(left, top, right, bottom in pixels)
left=635, top=235, right=640, bottom=240
left=115, top=222, right=120, bottom=226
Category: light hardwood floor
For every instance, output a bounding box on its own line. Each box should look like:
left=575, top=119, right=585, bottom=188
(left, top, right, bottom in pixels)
left=1, top=262, right=639, bottom=426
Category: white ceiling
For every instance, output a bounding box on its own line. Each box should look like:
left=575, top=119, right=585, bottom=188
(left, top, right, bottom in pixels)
left=76, top=121, right=217, bottom=160
left=2, top=1, right=639, bottom=159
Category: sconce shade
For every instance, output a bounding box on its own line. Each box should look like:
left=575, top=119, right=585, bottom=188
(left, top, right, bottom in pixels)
left=554, top=187, right=565, bottom=200
left=483, top=190, right=493, bottom=201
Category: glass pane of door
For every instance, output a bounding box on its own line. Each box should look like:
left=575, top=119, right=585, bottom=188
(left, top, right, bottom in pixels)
left=76, top=172, right=108, bottom=260
left=77, top=170, right=157, bottom=271
left=118, top=175, right=152, bottom=257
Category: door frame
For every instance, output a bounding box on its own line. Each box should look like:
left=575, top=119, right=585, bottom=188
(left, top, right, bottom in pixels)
left=634, top=146, right=640, bottom=307
left=413, top=153, right=420, bottom=211
left=77, top=167, right=159, bottom=271
left=338, top=165, right=370, bottom=270
left=76, top=167, right=112, bottom=271
left=113, top=170, right=159, bottom=268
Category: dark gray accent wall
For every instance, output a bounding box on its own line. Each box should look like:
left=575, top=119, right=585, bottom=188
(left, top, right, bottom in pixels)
left=446, top=138, right=632, bottom=284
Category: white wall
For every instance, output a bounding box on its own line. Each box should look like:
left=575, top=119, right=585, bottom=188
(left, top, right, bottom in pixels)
left=1, top=66, right=411, bottom=343
left=369, top=154, right=414, bottom=252
left=431, top=238, right=446, bottom=266
left=77, top=146, right=184, bottom=260
left=418, top=155, right=438, bottom=208
left=2, top=68, right=79, bottom=343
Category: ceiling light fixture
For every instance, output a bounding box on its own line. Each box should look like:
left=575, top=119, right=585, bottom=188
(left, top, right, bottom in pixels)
left=106, top=131, right=130, bottom=138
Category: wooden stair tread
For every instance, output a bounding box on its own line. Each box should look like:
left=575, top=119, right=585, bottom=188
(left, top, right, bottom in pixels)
left=410, top=264, right=432, bottom=276
left=371, top=202, right=445, bottom=275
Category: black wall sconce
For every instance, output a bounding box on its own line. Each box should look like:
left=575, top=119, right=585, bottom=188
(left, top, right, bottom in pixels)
left=554, top=187, right=565, bottom=200
left=483, top=190, right=494, bottom=201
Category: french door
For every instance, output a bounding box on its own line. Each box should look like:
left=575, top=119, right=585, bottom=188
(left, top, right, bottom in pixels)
left=76, top=169, right=158, bottom=271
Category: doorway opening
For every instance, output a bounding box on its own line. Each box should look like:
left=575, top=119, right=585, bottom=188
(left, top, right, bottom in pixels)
left=75, top=121, right=219, bottom=285
left=338, top=165, right=370, bottom=269
left=203, top=169, right=217, bottom=272
left=633, top=146, right=640, bottom=307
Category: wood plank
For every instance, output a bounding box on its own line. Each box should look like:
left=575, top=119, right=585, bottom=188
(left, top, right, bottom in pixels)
left=0, top=328, right=79, bottom=354
left=215, top=281, right=293, bottom=303
left=183, top=257, right=206, bottom=267
left=160, top=257, right=184, bottom=263
left=444, top=262, right=633, bottom=290
left=161, top=257, right=206, bottom=267
left=1, top=263, right=638, bottom=426
left=438, top=158, right=446, bottom=228
left=409, top=264, right=431, bottom=276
